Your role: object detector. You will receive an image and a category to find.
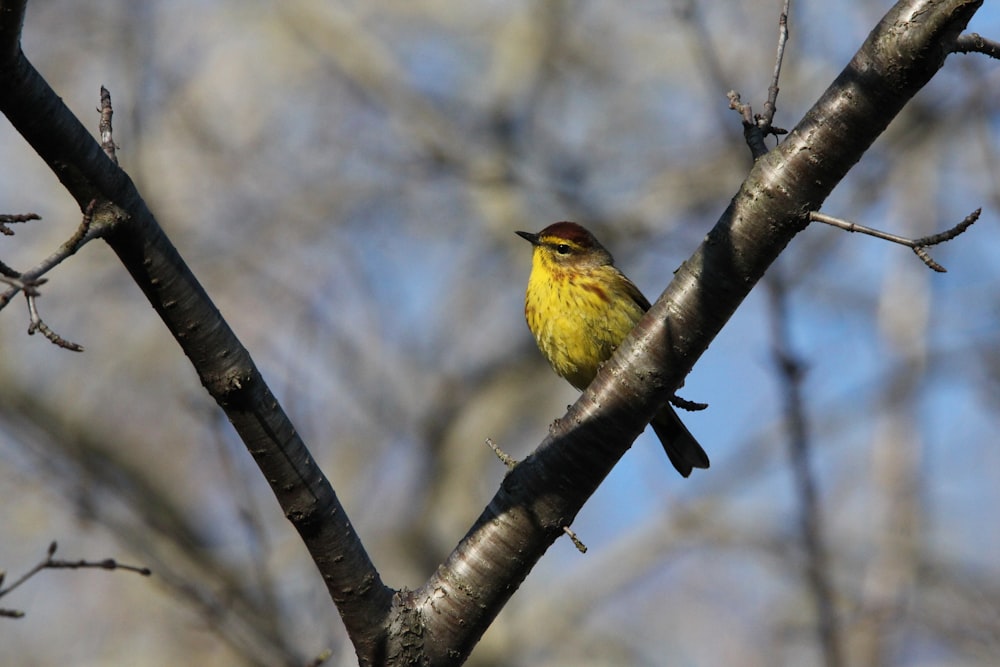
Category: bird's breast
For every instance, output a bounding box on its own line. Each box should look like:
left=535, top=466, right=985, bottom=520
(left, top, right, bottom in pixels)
left=524, top=270, right=642, bottom=390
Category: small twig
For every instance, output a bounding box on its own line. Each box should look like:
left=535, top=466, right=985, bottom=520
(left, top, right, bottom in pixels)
left=1, top=200, right=105, bottom=300
left=485, top=438, right=518, bottom=470
left=727, top=1, right=792, bottom=159
left=43, top=557, right=151, bottom=576
left=810, top=208, right=979, bottom=272
left=99, top=86, right=118, bottom=165
left=0, top=541, right=150, bottom=618
left=65, top=198, right=96, bottom=253
left=728, top=90, right=770, bottom=161
left=0, top=275, right=46, bottom=290
left=761, top=0, right=791, bottom=128
left=669, top=394, right=708, bottom=412
left=951, top=32, right=1000, bottom=59
left=726, top=90, right=754, bottom=127
left=0, top=211, right=41, bottom=236
left=562, top=526, right=587, bottom=554
left=26, top=291, right=84, bottom=351
left=910, top=209, right=980, bottom=246
left=0, top=202, right=108, bottom=349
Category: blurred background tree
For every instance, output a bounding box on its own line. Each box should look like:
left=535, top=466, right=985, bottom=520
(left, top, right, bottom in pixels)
left=0, top=1, right=998, bottom=665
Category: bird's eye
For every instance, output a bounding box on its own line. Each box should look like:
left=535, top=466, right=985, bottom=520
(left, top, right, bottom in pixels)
left=556, top=244, right=571, bottom=255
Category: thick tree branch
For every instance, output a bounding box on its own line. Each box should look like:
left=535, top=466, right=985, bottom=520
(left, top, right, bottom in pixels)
left=0, top=1, right=393, bottom=660
left=401, top=2, right=982, bottom=663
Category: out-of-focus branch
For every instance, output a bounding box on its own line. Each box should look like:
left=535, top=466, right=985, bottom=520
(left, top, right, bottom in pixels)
left=767, top=271, right=844, bottom=667
left=0, top=541, right=150, bottom=619
left=0, top=381, right=310, bottom=664
left=0, top=211, right=40, bottom=237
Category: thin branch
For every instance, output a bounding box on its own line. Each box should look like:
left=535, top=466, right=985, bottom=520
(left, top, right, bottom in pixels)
left=910, top=209, right=980, bottom=246
left=562, top=526, right=587, bottom=554
left=951, top=32, right=1000, bottom=58
left=0, top=541, right=151, bottom=619
left=0, top=269, right=84, bottom=349
left=0, top=214, right=37, bottom=276
left=0, top=275, right=44, bottom=291
left=810, top=208, right=979, bottom=272
left=0, top=211, right=40, bottom=236
left=762, top=0, right=792, bottom=128
left=0, top=541, right=58, bottom=599
left=25, top=289, right=84, bottom=351
left=669, top=394, right=709, bottom=412
left=65, top=198, right=97, bottom=250
left=0, top=201, right=106, bottom=350
left=0, top=199, right=107, bottom=311
left=728, top=0, right=793, bottom=160
left=728, top=90, right=771, bottom=160
left=485, top=437, right=518, bottom=470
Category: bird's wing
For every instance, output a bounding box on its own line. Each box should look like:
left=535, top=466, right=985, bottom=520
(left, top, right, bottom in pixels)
left=620, top=271, right=652, bottom=312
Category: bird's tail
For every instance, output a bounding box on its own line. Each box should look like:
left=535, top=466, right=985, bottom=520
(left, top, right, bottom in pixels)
left=650, top=406, right=710, bottom=478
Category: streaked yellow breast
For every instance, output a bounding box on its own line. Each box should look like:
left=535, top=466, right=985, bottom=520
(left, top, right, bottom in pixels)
left=524, top=253, right=645, bottom=390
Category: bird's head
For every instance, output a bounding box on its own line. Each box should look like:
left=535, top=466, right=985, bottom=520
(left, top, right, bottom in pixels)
left=516, top=222, right=614, bottom=271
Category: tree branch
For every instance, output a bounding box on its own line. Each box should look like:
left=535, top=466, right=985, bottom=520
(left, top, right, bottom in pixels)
left=0, top=1, right=393, bottom=660
left=0, top=541, right=150, bottom=618
left=404, top=3, right=983, bottom=661
left=727, top=0, right=793, bottom=161
left=951, top=32, right=1000, bottom=58
left=811, top=208, right=979, bottom=272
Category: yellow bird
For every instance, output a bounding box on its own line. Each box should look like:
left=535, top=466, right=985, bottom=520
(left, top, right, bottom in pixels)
left=516, top=221, right=709, bottom=477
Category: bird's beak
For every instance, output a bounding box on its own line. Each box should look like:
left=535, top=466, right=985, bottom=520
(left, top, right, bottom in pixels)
left=515, top=231, right=540, bottom=245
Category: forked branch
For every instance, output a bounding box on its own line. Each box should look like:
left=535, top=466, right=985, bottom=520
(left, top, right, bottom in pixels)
left=0, top=211, right=40, bottom=237
left=810, top=209, right=980, bottom=272
left=0, top=200, right=114, bottom=350
left=727, top=0, right=792, bottom=160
